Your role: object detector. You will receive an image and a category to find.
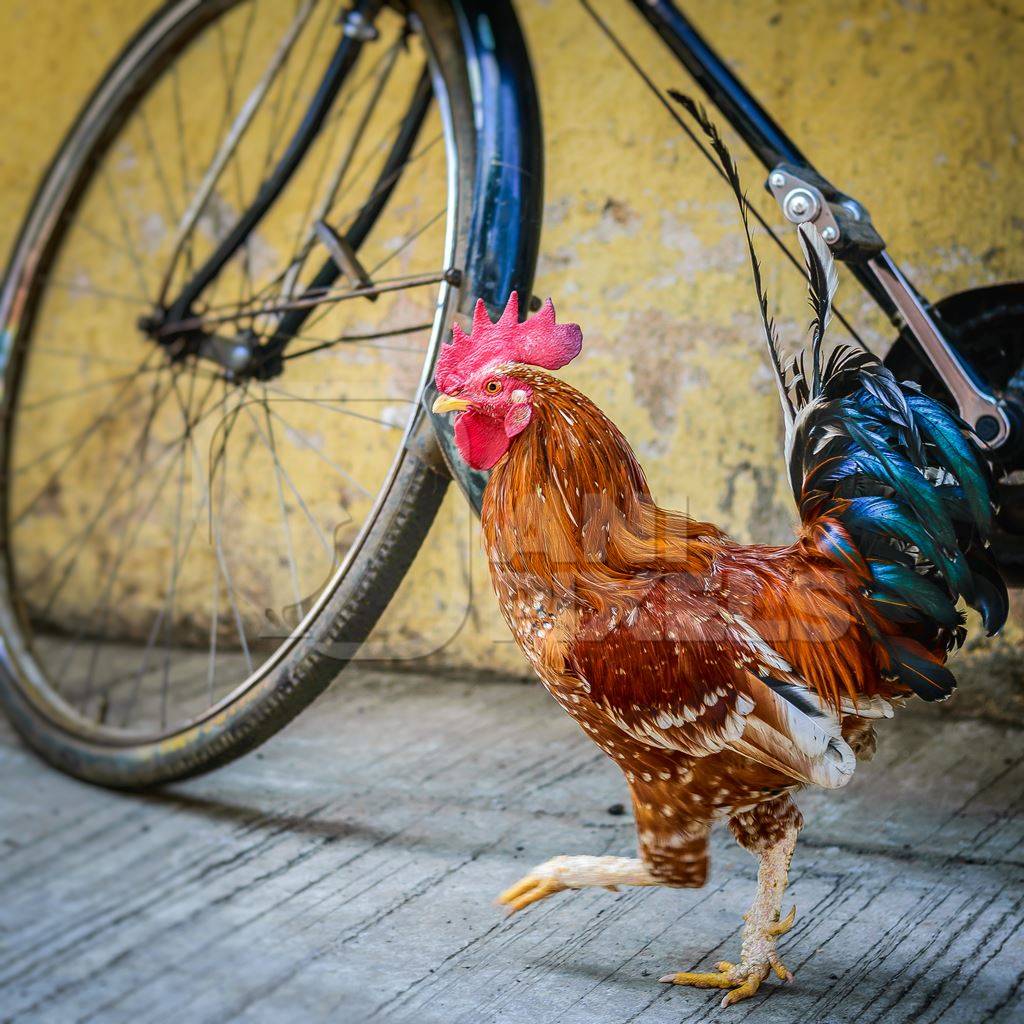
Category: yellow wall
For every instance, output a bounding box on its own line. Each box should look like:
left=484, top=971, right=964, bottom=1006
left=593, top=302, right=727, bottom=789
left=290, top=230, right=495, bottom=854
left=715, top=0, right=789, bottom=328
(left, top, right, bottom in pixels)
left=1, top=0, right=1020, bottom=677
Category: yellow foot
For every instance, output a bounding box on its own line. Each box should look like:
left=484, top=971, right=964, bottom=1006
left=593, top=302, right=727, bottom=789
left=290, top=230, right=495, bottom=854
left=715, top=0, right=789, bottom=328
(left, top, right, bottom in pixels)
left=660, top=905, right=797, bottom=1008
left=660, top=963, right=771, bottom=1007
left=496, top=874, right=567, bottom=915
left=495, top=854, right=639, bottom=915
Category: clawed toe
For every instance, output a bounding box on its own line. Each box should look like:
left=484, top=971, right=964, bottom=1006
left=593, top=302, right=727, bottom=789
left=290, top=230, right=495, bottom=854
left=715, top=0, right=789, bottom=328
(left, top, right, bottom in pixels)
left=659, top=968, right=738, bottom=990
left=720, top=966, right=770, bottom=1007
left=768, top=904, right=797, bottom=937
left=660, top=956, right=788, bottom=1008
left=496, top=875, right=566, bottom=915
left=769, top=949, right=794, bottom=983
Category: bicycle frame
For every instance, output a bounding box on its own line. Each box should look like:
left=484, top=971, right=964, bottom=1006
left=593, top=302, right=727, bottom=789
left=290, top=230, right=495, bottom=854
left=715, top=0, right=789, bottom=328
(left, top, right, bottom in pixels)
left=632, top=1, right=884, bottom=301
left=631, top=0, right=1013, bottom=450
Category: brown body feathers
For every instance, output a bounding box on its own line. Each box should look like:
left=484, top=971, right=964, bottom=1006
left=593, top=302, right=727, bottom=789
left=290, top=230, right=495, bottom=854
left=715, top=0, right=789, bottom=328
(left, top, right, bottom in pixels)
left=483, top=369, right=902, bottom=879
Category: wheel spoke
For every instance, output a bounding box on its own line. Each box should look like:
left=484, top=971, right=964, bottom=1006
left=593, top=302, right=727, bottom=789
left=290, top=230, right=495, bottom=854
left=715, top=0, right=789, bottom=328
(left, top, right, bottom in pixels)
left=22, top=367, right=227, bottom=610
left=215, top=3, right=260, bottom=147
left=18, top=364, right=170, bottom=413
left=213, top=2, right=260, bottom=311
left=279, top=320, right=432, bottom=361
left=261, top=0, right=336, bottom=178
left=68, top=218, right=157, bottom=278
left=61, top=388, right=215, bottom=708
left=100, top=168, right=152, bottom=302
left=261, top=382, right=405, bottom=430
left=263, top=403, right=372, bottom=498
left=254, top=400, right=303, bottom=610
left=30, top=345, right=143, bottom=368
left=279, top=34, right=405, bottom=305
left=10, top=381, right=153, bottom=480
left=26, top=364, right=179, bottom=614
left=159, top=368, right=203, bottom=728
left=206, top=377, right=249, bottom=505
left=158, top=0, right=320, bottom=305
left=47, top=279, right=152, bottom=305
left=138, top=106, right=183, bottom=230
left=11, top=348, right=159, bottom=509
left=367, top=209, right=446, bottom=278
left=78, top=444, right=187, bottom=708
left=211, top=383, right=255, bottom=676
left=9, top=353, right=222, bottom=483
left=332, top=128, right=442, bottom=245
left=249, top=394, right=334, bottom=556
left=207, top=549, right=221, bottom=706
left=120, top=370, right=223, bottom=724
left=53, top=369, right=195, bottom=697
left=170, top=64, right=195, bottom=277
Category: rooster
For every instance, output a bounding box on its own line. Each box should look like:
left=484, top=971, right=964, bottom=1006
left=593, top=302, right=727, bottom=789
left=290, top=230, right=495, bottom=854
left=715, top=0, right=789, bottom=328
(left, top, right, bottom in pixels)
left=429, top=100, right=1007, bottom=1007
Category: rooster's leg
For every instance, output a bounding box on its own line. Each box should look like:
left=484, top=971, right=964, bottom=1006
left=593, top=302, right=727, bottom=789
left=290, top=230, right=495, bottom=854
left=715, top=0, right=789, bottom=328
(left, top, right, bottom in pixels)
left=661, top=798, right=802, bottom=1008
left=497, top=855, right=656, bottom=914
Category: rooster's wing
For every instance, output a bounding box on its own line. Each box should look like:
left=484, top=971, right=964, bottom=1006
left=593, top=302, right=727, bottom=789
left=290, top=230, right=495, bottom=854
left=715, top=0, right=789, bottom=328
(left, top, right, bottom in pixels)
left=567, top=583, right=860, bottom=790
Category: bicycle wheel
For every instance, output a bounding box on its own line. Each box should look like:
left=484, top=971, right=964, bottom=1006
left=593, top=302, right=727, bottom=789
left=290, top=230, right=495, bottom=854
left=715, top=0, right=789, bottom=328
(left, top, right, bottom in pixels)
left=0, top=0, right=538, bottom=787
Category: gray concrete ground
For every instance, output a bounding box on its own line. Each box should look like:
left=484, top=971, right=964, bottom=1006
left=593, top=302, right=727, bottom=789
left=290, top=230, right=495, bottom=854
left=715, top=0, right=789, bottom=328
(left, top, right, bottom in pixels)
left=1, top=664, right=1023, bottom=1024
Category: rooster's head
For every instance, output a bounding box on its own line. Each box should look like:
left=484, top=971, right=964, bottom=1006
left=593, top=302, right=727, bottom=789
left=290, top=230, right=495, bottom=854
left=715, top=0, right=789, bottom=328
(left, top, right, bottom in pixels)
left=431, top=292, right=582, bottom=470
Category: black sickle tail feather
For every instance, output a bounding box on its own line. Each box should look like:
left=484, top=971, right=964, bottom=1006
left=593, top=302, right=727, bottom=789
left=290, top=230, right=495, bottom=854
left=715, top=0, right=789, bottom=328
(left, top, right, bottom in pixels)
left=671, top=91, right=1008, bottom=702
left=668, top=91, right=795, bottom=431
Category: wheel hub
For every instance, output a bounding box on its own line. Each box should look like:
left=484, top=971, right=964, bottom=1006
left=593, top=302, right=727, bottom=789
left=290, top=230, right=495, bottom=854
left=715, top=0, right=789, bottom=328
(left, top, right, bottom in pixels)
left=138, top=313, right=282, bottom=381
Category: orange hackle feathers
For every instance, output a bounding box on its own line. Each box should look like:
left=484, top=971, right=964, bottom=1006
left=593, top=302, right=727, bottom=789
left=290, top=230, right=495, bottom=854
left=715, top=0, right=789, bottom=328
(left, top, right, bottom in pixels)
left=483, top=368, right=887, bottom=719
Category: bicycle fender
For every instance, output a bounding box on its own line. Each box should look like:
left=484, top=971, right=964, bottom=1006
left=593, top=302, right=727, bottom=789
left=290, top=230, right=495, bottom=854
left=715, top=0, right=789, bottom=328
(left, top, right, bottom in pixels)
left=425, top=0, right=543, bottom=516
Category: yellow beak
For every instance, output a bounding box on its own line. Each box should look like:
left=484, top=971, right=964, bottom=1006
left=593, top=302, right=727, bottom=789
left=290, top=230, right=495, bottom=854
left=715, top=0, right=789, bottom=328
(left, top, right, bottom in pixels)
left=431, top=394, right=471, bottom=415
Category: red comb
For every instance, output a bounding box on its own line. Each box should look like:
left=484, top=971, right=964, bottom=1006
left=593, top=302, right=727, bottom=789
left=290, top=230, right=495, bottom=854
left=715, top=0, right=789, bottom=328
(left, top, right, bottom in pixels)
left=434, top=292, right=582, bottom=393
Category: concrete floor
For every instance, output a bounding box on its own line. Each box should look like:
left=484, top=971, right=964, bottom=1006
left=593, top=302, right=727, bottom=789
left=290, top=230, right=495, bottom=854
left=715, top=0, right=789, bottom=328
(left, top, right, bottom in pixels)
left=1, top=665, right=1023, bottom=1024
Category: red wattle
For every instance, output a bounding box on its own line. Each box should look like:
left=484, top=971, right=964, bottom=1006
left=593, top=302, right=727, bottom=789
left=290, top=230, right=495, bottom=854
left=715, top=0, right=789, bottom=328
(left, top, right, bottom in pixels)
left=454, top=411, right=511, bottom=470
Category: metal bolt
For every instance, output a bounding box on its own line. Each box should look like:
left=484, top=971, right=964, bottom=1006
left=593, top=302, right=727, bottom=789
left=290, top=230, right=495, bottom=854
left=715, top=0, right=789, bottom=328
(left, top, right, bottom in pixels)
left=841, top=199, right=863, bottom=221
left=340, top=9, right=379, bottom=41
left=769, top=171, right=786, bottom=188
left=788, top=195, right=809, bottom=216
left=781, top=187, right=819, bottom=223
left=821, top=225, right=840, bottom=243
left=219, top=343, right=251, bottom=373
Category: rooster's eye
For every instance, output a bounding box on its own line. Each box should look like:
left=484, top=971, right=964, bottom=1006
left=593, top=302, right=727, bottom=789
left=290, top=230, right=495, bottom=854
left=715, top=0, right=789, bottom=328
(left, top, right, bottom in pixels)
left=485, top=379, right=502, bottom=395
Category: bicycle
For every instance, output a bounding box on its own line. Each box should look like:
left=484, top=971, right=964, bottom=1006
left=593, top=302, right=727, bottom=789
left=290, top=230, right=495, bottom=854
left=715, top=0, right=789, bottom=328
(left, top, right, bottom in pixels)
left=0, top=0, right=1019, bottom=789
